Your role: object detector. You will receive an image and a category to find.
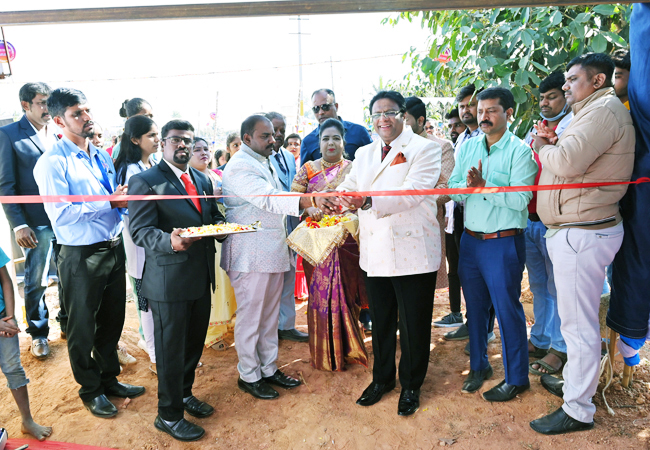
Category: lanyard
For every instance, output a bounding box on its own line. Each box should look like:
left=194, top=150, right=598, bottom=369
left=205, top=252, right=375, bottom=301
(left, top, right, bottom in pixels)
left=94, top=154, right=114, bottom=194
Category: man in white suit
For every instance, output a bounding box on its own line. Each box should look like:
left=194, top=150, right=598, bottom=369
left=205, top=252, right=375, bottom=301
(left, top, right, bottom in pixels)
left=318, top=90, right=442, bottom=416
left=221, top=115, right=312, bottom=400
left=265, top=112, right=308, bottom=343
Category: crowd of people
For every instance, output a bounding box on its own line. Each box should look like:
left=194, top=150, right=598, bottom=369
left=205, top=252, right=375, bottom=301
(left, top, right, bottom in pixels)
left=0, top=38, right=647, bottom=444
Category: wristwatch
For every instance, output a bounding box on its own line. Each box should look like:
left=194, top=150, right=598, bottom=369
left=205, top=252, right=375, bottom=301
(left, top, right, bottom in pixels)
left=361, top=196, right=373, bottom=211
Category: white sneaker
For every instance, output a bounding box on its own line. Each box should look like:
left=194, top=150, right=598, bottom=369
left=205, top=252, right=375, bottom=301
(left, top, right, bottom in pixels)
left=117, top=343, right=137, bottom=365
left=137, top=339, right=149, bottom=355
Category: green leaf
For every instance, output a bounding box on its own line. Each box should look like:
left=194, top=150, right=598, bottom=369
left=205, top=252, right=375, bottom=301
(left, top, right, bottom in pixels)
left=528, top=71, right=541, bottom=85
left=593, top=5, right=617, bottom=16
left=568, top=22, right=585, bottom=40
left=485, top=56, right=498, bottom=67
left=550, top=10, right=562, bottom=26
left=590, top=34, right=608, bottom=53
left=421, top=57, right=434, bottom=73
left=515, top=69, right=529, bottom=87
left=530, top=61, right=550, bottom=73
left=460, top=26, right=471, bottom=34
left=575, top=13, right=591, bottom=24
left=521, top=29, right=533, bottom=47
left=477, top=58, right=488, bottom=72
left=512, top=86, right=527, bottom=104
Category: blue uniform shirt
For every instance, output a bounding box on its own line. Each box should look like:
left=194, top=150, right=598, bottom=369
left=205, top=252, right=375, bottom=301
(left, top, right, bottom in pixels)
left=33, top=136, right=124, bottom=245
left=300, top=118, right=371, bottom=163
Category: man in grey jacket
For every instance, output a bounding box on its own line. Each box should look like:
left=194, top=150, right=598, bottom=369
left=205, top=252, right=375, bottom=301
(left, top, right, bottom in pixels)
left=221, top=115, right=312, bottom=400
left=530, top=53, right=635, bottom=435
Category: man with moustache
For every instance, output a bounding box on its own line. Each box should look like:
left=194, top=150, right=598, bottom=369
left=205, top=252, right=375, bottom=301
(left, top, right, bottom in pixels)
left=264, top=112, right=307, bottom=343
left=445, top=108, right=467, bottom=145
left=222, top=115, right=313, bottom=400
left=319, top=91, right=442, bottom=416
left=301, top=89, right=371, bottom=163
left=128, top=119, right=225, bottom=442
left=443, top=85, right=497, bottom=352
left=449, top=87, right=537, bottom=401
left=0, top=82, right=59, bottom=358
left=530, top=53, right=634, bottom=435
left=33, top=88, right=143, bottom=418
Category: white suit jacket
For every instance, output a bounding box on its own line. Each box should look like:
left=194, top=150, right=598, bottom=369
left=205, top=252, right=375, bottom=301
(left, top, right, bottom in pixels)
left=220, top=144, right=300, bottom=273
left=337, top=127, right=442, bottom=277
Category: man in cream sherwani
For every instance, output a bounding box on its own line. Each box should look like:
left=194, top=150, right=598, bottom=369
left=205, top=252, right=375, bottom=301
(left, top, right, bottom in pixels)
left=317, top=90, right=442, bottom=416
left=221, top=115, right=312, bottom=400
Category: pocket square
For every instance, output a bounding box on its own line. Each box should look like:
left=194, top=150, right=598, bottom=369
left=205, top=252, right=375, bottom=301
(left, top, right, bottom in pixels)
left=390, top=152, right=407, bottom=166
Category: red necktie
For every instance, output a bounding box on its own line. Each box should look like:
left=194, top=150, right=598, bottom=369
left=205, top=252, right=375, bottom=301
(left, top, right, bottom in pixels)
left=381, top=144, right=391, bottom=162
left=180, top=173, right=202, bottom=213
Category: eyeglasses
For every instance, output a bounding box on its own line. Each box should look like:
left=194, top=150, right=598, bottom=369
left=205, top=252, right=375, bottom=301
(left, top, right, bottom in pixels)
left=312, top=103, right=334, bottom=114
left=164, top=136, right=194, bottom=147
left=371, top=110, right=400, bottom=121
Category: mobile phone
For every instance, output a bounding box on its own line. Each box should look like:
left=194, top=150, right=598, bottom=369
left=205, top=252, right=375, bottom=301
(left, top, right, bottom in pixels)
left=0, top=427, right=8, bottom=450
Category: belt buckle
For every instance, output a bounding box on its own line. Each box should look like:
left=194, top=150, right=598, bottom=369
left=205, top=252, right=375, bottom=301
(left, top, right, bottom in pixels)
left=109, top=237, right=120, bottom=248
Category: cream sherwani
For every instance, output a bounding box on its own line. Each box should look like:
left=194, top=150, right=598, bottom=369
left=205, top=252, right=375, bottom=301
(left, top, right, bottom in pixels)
left=221, top=144, right=301, bottom=382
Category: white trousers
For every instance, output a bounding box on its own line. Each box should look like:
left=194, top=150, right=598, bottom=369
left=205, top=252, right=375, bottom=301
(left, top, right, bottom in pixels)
left=546, top=222, right=624, bottom=423
left=228, top=271, right=284, bottom=382
left=278, top=265, right=297, bottom=331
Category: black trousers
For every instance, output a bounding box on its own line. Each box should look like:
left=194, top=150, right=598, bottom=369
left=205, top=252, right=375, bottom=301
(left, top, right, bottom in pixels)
left=363, top=270, right=437, bottom=390
left=446, top=232, right=461, bottom=313
left=150, top=286, right=211, bottom=421
left=58, top=241, right=126, bottom=401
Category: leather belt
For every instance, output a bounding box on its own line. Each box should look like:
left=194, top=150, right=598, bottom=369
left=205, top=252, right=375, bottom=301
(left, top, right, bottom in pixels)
left=465, top=228, right=524, bottom=240
left=528, top=213, right=541, bottom=222
left=87, top=236, right=122, bottom=249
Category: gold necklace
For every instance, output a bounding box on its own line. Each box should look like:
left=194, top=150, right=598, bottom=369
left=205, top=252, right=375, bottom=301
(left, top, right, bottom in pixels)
left=321, top=158, right=343, bottom=169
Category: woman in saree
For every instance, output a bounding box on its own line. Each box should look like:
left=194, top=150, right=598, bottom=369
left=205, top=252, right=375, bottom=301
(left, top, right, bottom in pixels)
left=291, top=118, right=368, bottom=371
left=189, top=137, right=237, bottom=351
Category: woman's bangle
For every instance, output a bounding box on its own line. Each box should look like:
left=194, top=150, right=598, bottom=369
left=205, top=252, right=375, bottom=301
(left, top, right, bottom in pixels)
left=311, top=196, right=318, bottom=208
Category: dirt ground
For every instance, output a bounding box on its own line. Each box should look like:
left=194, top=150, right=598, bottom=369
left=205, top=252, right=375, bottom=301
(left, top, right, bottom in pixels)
left=2, top=277, right=650, bottom=450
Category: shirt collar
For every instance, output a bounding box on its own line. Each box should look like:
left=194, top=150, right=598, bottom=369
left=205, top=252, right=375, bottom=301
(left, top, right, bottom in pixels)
left=241, top=143, right=268, bottom=163
left=481, top=129, right=513, bottom=152
left=162, top=157, right=190, bottom=181
left=61, top=135, right=99, bottom=160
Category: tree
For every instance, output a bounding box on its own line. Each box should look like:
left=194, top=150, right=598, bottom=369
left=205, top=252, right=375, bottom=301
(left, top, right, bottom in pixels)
left=385, top=5, right=632, bottom=137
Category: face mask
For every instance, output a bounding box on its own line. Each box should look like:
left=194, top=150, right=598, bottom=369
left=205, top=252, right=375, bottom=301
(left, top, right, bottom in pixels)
left=540, top=102, right=570, bottom=122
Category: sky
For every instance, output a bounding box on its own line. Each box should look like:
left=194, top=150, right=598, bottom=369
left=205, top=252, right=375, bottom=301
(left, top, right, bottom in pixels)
left=0, top=0, right=432, bottom=144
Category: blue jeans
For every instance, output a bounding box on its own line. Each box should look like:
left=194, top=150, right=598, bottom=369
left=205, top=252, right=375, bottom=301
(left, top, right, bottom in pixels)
left=0, top=310, right=29, bottom=390
left=459, top=232, right=529, bottom=386
left=23, top=225, right=56, bottom=338
left=525, top=219, right=566, bottom=354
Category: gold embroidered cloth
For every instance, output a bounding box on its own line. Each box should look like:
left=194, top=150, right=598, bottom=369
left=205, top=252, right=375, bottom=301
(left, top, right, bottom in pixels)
left=286, top=215, right=359, bottom=266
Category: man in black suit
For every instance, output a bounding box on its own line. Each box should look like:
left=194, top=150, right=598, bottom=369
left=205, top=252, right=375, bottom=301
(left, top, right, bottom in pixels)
left=0, top=82, right=59, bottom=358
left=128, top=119, right=226, bottom=442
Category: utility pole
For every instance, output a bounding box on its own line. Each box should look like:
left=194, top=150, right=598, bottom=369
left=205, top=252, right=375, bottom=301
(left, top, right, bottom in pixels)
left=290, top=16, right=309, bottom=133
left=214, top=91, right=219, bottom=145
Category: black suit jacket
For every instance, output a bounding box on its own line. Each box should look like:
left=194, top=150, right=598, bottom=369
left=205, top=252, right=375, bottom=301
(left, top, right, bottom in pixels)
left=127, top=161, right=225, bottom=302
left=0, top=115, right=53, bottom=228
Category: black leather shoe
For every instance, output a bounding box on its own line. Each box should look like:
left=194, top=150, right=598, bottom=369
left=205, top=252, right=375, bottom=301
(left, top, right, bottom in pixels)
left=443, top=323, right=469, bottom=341
left=397, top=389, right=420, bottom=416
left=482, top=379, right=530, bottom=402
left=105, top=382, right=145, bottom=398
left=238, top=378, right=279, bottom=399
left=83, top=394, right=118, bottom=418
left=461, top=364, right=493, bottom=394
left=540, top=374, right=564, bottom=398
left=278, top=329, right=309, bottom=342
left=154, top=416, right=205, bottom=441
left=262, top=370, right=301, bottom=389
left=183, top=395, right=214, bottom=418
left=356, top=380, right=396, bottom=406
left=530, top=407, right=594, bottom=435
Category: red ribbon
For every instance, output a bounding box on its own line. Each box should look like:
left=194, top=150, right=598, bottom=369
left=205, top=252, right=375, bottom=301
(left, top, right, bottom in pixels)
left=1, top=178, right=648, bottom=204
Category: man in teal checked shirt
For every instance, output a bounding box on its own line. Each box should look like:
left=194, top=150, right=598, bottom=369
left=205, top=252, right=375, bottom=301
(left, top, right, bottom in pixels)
left=449, top=87, right=538, bottom=402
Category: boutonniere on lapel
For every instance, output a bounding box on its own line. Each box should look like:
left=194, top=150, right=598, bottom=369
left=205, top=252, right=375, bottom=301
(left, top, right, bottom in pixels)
left=390, top=152, right=407, bottom=166
left=57, top=134, right=63, bottom=140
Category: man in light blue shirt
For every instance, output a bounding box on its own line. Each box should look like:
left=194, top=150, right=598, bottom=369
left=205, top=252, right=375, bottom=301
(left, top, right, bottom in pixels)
left=449, top=87, right=537, bottom=402
left=33, top=88, right=144, bottom=419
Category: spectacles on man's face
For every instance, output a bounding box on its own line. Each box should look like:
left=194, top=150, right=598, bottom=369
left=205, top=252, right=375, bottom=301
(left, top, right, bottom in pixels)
left=312, top=103, right=334, bottom=114
left=371, top=110, right=400, bottom=121
left=164, top=136, right=194, bottom=147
